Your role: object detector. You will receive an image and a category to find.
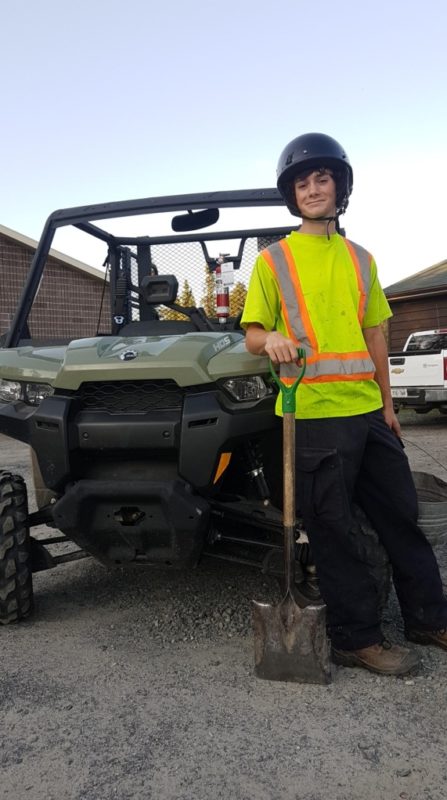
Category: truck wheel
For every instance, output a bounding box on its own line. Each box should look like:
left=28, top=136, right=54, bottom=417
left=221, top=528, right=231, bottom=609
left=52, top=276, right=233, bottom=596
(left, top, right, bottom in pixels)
left=0, top=472, right=33, bottom=624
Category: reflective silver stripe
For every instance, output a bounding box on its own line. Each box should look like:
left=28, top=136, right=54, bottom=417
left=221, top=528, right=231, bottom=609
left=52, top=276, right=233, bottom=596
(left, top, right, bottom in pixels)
left=280, top=357, right=375, bottom=380
left=264, top=238, right=375, bottom=382
left=345, top=239, right=371, bottom=314
left=267, top=242, right=311, bottom=352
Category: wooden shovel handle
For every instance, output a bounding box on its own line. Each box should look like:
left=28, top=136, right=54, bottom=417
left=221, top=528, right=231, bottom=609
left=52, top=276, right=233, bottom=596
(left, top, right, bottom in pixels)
left=269, top=351, right=307, bottom=594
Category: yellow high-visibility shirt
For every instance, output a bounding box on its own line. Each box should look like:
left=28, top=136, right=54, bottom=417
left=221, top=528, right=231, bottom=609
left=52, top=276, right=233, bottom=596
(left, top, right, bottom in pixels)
left=240, top=231, right=392, bottom=419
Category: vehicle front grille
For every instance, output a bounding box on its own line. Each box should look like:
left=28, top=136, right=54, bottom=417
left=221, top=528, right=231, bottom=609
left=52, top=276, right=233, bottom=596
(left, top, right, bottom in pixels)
left=76, top=380, right=184, bottom=414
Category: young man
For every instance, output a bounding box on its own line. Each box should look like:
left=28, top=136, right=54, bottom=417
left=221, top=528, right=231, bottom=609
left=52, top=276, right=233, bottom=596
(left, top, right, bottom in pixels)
left=241, top=132, right=447, bottom=676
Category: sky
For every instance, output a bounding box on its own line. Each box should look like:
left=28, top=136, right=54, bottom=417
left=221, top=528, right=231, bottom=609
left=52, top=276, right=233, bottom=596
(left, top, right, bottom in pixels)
left=1, top=0, right=447, bottom=289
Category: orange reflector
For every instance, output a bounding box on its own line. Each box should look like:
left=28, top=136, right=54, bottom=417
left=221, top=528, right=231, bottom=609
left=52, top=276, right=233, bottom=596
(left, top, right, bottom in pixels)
left=213, top=452, right=232, bottom=484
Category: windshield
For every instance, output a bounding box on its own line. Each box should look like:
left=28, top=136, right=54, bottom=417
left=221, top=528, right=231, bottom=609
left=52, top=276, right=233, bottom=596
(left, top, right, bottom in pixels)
left=406, top=333, right=447, bottom=351
left=2, top=190, right=295, bottom=346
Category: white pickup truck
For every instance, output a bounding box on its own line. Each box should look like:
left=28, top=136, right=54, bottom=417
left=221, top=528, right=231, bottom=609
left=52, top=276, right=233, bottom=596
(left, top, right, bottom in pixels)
left=389, top=329, right=447, bottom=414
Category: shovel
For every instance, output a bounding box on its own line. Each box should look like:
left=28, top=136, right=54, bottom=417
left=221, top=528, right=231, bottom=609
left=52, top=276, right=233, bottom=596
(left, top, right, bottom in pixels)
left=252, top=350, right=332, bottom=684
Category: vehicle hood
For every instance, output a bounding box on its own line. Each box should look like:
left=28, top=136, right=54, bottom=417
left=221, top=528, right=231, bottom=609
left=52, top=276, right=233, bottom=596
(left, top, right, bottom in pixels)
left=0, top=333, right=269, bottom=390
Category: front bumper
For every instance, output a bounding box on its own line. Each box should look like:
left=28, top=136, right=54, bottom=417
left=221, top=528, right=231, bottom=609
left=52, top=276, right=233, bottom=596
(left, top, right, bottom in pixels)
left=0, top=387, right=277, bottom=492
left=51, top=479, right=210, bottom=567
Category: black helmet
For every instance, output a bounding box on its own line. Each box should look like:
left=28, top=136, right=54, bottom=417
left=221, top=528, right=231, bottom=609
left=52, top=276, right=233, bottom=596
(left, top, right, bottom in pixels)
left=276, top=132, right=353, bottom=217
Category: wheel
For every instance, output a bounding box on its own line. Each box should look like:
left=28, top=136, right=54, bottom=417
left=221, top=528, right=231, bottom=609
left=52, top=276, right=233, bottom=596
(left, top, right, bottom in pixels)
left=0, top=472, right=33, bottom=624
left=351, top=503, right=391, bottom=615
left=293, top=507, right=391, bottom=613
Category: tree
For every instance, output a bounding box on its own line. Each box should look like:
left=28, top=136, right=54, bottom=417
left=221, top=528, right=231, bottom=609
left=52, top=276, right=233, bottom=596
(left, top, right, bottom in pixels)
left=229, top=281, right=247, bottom=317
left=158, top=306, right=182, bottom=320
left=158, top=279, right=196, bottom=320
left=178, top=279, right=196, bottom=308
left=201, top=267, right=216, bottom=317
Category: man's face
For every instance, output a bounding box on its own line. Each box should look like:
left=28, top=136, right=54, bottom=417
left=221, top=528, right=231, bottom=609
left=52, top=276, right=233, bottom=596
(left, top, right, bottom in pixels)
left=294, top=168, right=337, bottom=218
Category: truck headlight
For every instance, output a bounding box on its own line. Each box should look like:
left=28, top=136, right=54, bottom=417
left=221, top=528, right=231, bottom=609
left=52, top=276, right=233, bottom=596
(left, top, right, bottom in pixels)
left=0, top=379, right=54, bottom=406
left=221, top=375, right=273, bottom=402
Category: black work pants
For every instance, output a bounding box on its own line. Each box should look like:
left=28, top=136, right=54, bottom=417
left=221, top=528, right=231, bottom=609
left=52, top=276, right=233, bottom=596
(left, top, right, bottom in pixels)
left=295, top=410, right=447, bottom=650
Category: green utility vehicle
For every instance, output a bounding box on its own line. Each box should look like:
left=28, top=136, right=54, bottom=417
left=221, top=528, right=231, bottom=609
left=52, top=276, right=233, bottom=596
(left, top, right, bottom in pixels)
left=0, top=190, right=388, bottom=623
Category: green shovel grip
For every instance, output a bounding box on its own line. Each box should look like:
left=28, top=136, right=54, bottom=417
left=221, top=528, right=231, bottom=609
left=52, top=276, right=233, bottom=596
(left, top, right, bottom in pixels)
left=269, top=348, right=307, bottom=414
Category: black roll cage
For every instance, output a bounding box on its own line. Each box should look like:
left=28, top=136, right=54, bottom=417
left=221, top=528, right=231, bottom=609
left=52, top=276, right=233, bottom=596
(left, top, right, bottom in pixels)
left=5, top=188, right=293, bottom=348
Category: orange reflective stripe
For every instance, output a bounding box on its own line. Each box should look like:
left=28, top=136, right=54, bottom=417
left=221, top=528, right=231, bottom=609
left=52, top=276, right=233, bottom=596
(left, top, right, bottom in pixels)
left=279, top=240, right=319, bottom=352
left=344, top=239, right=368, bottom=323
left=292, top=350, right=371, bottom=366
left=262, top=247, right=299, bottom=345
left=281, top=372, right=375, bottom=385
left=313, top=350, right=371, bottom=362
left=303, top=372, right=375, bottom=384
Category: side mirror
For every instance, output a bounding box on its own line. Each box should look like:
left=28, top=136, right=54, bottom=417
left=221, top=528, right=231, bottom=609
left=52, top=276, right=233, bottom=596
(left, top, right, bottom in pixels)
left=140, top=275, right=179, bottom=305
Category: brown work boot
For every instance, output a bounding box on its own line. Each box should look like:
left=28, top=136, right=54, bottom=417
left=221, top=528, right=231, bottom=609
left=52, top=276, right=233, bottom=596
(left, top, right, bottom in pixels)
left=405, top=627, right=447, bottom=651
left=332, top=641, right=421, bottom=676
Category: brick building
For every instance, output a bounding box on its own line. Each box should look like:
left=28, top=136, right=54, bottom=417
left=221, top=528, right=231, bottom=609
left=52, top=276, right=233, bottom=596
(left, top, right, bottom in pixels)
left=0, top=224, right=110, bottom=342
left=384, top=259, right=447, bottom=351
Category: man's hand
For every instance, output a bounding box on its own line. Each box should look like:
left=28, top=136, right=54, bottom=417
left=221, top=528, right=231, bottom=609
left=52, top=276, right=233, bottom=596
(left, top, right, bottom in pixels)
left=264, top=331, right=300, bottom=363
left=383, top=401, right=402, bottom=436
left=245, top=324, right=300, bottom=363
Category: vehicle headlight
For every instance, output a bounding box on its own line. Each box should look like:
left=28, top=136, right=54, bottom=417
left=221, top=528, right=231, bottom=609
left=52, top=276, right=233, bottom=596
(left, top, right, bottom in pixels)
left=24, top=383, right=55, bottom=405
left=0, top=379, right=22, bottom=402
left=222, top=375, right=273, bottom=402
left=0, top=379, right=54, bottom=406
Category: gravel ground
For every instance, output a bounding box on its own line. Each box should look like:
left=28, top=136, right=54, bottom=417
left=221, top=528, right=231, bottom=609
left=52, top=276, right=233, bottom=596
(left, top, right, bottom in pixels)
left=1, top=411, right=447, bottom=800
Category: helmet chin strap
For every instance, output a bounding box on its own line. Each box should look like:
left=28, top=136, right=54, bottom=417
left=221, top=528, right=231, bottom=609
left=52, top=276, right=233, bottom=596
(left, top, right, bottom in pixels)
left=300, top=213, right=339, bottom=238
left=300, top=213, right=337, bottom=222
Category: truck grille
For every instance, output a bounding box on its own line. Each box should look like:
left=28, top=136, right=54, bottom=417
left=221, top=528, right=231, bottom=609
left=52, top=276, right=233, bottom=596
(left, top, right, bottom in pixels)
left=77, top=380, right=184, bottom=414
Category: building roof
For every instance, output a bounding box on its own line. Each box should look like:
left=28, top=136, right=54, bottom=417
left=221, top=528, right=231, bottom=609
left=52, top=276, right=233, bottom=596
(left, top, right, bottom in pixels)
left=385, top=258, right=447, bottom=298
left=0, top=223, right=105, bottom=281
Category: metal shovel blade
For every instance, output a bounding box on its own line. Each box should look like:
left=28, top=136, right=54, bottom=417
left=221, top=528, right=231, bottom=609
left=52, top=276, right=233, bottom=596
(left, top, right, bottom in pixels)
left=253, top=590, right=331, bottom=684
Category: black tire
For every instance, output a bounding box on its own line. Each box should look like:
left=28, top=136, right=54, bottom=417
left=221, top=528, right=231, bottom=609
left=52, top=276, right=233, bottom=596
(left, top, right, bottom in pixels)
left=351, top=503, right=392, bottom=615
left=293, top=507, right=392, bottom=613
left=0, top=472, right=33, bottom=624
